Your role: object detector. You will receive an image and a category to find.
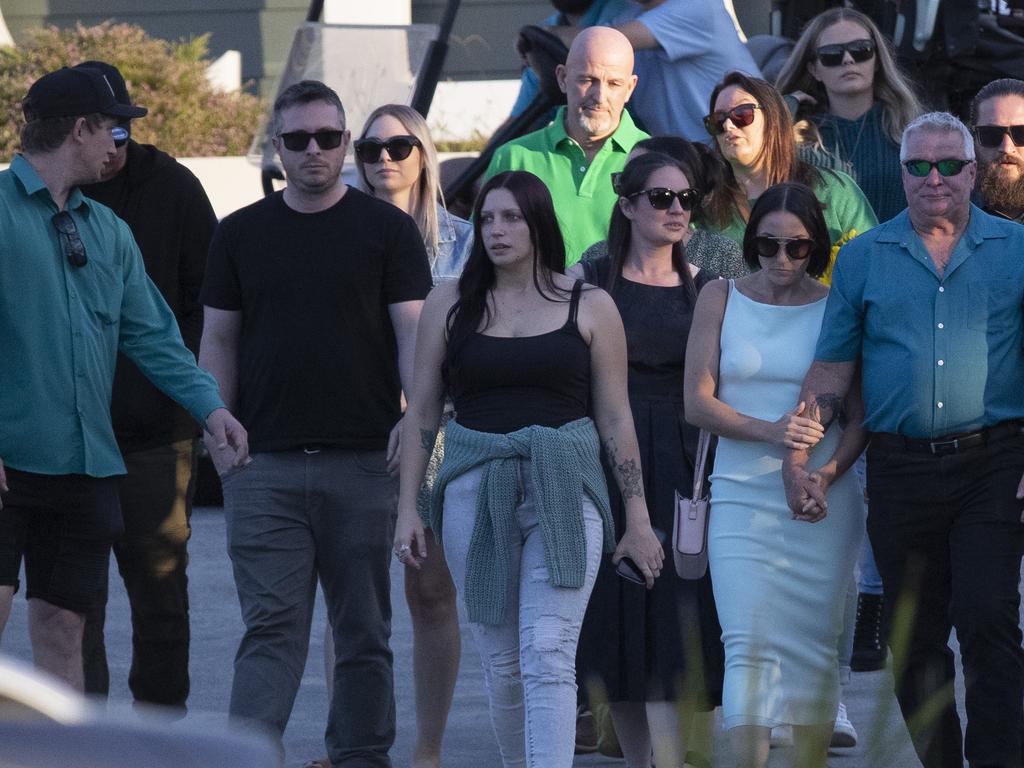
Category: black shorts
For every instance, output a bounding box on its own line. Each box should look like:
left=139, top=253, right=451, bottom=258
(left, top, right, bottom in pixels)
left=0, top=468, right=123, bottom=613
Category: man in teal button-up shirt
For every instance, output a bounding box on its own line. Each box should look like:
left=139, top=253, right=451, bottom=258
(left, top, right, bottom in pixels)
left=485, top=26, right=647, bottom=266
left=786, top=113, right=1024, bottom=768
left=0, top=67, right=248, bottom=691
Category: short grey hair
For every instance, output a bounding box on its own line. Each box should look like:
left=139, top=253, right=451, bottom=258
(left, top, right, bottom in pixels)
left=900, top=112, right=975, bottom=161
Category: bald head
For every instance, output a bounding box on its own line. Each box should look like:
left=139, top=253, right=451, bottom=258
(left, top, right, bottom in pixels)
left=557, top=27, right=638, bottom=145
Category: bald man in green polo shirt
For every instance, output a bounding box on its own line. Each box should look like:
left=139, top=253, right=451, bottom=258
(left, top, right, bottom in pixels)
left=485, top=26, right=648, bottom=266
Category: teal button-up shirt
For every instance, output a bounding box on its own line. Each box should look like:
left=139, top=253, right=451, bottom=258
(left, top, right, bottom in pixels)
left=0, top=155, right=224, bottom=477
left=484, top=107, right=648, bottom=266
left=815, top=205, right=1024, bottom=438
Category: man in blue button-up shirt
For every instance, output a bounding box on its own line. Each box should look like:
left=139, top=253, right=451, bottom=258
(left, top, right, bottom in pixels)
left=785, top=112, right=1024, bottom=768
left=0, top=67, right=249, bottom=691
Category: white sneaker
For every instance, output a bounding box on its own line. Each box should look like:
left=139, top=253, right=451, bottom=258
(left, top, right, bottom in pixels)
left=769, top=724, right=793, bottom=747
left=831, top=701, right=858, bottom=748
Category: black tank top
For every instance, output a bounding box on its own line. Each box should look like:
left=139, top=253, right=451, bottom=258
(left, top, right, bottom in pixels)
left=447, top=280, right=590, bottom=434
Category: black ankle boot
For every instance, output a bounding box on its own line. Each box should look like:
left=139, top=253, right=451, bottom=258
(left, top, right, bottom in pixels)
left=851, top=592, right=887, bottom=671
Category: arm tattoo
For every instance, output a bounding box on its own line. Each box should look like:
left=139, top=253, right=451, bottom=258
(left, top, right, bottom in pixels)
left=603, top=437, right=645, bottom=500
left=419, top=428, right=437, bottom=452
left=811, top=394, right=842, bottom=429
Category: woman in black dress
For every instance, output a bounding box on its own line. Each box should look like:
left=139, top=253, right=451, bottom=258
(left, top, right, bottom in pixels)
left=571, top=153, right=725, bottom=768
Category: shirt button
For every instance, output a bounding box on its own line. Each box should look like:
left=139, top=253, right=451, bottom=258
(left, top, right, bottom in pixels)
left=938, top=286, right=945, bottom=293
left=937, top=323, right=944, bottom=329
left=937, top=359, right=944, bottom=366
left=579, top=166, right=586, bottom=172
left=937, top=401, right=944, bottom=408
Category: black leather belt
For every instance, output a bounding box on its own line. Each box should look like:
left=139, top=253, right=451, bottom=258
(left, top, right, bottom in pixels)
left=873, top=420, right=1024, bottom=456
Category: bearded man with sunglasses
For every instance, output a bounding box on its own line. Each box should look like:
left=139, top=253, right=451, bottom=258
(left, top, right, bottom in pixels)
left=971, top=78, right=1024, bottom=224
left=199, top=80, right=431, bottom=766
left=785, top=111, right=1024, bottom=768
left=0, top=68, right=248, bottom=691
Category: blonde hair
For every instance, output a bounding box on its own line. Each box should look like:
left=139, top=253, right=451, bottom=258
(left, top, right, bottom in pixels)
left=355, top=104, right=443, bottom=255
left=775, top=8, right=921, bottom=144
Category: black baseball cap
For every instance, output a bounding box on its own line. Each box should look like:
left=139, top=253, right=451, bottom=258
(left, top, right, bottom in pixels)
left=23, top=66, right=148, bottom=121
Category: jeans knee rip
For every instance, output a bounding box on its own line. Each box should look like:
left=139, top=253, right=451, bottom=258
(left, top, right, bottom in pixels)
left=487, top=648, right=522, bottom=681
left=523, top=615, right=577, bottom=656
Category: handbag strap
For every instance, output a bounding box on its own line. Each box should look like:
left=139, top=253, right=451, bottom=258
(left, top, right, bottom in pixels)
left=691, top=429, right=711, bottom=498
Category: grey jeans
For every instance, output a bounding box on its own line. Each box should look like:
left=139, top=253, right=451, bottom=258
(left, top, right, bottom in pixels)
left=442, top=462, right=604, bottom=768
left=222, top=449, right=397, bottom=767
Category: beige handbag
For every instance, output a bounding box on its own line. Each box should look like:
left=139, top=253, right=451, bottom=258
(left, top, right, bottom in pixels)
left=672, top=428, right=711, bottom=580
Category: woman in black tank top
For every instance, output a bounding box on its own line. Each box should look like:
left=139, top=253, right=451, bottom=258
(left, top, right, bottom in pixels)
left=392, top=171, right=665, bottom=768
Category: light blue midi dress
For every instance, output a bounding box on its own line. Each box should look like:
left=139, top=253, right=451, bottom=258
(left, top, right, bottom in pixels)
left=708, top=282, right=865, bottom=729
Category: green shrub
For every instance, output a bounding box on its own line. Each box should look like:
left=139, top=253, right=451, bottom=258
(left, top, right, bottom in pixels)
left=0, top=22, right=265, bottom=161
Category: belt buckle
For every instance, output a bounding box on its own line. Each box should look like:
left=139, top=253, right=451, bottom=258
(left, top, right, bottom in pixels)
left=928, top=438, right=959, bottom=455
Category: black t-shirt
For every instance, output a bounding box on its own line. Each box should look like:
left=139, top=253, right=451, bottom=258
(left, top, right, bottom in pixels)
left=201, top=188, right=431, bottom=452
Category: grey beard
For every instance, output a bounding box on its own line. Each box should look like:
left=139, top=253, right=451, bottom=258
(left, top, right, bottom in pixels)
left=979, top=159, right=1024, bottom=215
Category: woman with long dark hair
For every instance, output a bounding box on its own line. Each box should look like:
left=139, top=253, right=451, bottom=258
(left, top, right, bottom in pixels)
left=394, top=170, right=664, bottom=767
left=572, top=152, right=725, bottom=768
left=685, top=183, right=867, bottom=768
left=702, top=72, right=878, bottom=281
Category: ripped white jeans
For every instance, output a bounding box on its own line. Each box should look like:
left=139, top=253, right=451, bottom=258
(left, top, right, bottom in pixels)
left=442, top=461, right=604, bottom=768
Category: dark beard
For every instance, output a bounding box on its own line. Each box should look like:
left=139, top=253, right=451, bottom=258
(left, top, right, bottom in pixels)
left=978, top=155, right=1024, bottom=216
left=550, top=0, right=593, bottom=16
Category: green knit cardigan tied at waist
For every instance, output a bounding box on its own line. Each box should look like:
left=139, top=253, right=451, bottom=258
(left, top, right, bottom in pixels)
left=429, top=417, right=615, bottom=625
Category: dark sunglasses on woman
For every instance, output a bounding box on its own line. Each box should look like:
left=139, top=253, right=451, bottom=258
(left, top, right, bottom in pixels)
left=902, top=158, right=973, bottom=177
left=814, top=38, right=875, bottom=67
left=754, top=236, right=814, bottom=260
left=277, top=130, right=346, bottom=152
left=975, top=124, right=1024, bottom=149
left=703, top=103, right=761, bottom=136
left=353, top=135, right=422, bottom=163
left=629, top=187, right=702, bottom=211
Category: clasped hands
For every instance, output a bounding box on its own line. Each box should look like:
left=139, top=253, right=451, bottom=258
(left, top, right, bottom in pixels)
left=777, top=402, right=830, bottom=523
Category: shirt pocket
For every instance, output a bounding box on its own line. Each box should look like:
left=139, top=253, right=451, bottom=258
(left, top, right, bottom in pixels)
left=968, top=280, right=1019, bottom=334
left=79, top=258, right=124, bottom=328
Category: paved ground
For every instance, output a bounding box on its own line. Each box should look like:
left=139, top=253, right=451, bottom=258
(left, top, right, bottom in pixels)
left=3, top=506, right=964, bottom=767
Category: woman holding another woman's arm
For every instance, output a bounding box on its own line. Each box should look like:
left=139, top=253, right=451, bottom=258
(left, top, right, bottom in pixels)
left=394, top=170, right=663, bottom=768
left=684, top=183, right=867, bottom=768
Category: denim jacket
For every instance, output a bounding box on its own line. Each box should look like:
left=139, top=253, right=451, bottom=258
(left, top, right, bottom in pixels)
left=431, top=205, right=473, bottom=282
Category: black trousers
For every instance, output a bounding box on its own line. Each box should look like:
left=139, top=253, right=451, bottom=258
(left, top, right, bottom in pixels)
left=866, top=429, right=1024, bottom=768
left=82, top=439, right=197, bottom=709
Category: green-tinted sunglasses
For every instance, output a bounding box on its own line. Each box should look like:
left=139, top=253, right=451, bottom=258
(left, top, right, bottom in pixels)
left=902, top=158, right=974, bottom=177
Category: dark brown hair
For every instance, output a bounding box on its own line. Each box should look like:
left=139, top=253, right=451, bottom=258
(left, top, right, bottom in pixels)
left=742, top=182, right=830, bottom=278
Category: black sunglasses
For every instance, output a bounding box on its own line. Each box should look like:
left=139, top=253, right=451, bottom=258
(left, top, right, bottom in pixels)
left=704, top=103, right=761, bottom=137
left=52, top=211, right=88, bottom=268
left=353, top=135, right=422, bottom=164
left=903, top=158, right=974, bottom=177
left=754, top=236, right=814, bottom=260
left=628, top=187, right=701, bottom=211
left=814, top=39, right=876, bottom=67
left=975, top=124, right=1024, bottom=149
left=277, top=130, right=346, bottom=152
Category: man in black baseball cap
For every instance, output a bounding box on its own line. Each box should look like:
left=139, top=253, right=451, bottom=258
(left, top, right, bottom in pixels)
left=72, top=60, right=218, bottom=716
left=0, top=66, right=248, bottom=692
left=23, top=65, right=147, bottom=121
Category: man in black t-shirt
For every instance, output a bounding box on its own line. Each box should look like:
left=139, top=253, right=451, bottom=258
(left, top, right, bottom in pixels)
left=199, top=81, right=431, bottom=766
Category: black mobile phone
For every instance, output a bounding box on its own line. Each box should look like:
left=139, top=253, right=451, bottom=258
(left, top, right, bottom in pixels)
left=615, top=527, right=667, bottom=584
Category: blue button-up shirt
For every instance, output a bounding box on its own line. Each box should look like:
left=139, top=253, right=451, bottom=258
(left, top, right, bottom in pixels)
left=0, top=155, right=224, bottom=477
left=815, top=205, right=1024, bottom=438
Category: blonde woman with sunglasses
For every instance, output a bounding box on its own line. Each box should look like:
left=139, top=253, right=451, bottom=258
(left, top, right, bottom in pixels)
left=775, top=7, right=922, bottom=223
left=308, top=104, right=472, bottom=768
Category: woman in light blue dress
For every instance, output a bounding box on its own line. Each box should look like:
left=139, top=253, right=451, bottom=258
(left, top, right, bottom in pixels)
left=684, top=183, right=867, bottom=768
